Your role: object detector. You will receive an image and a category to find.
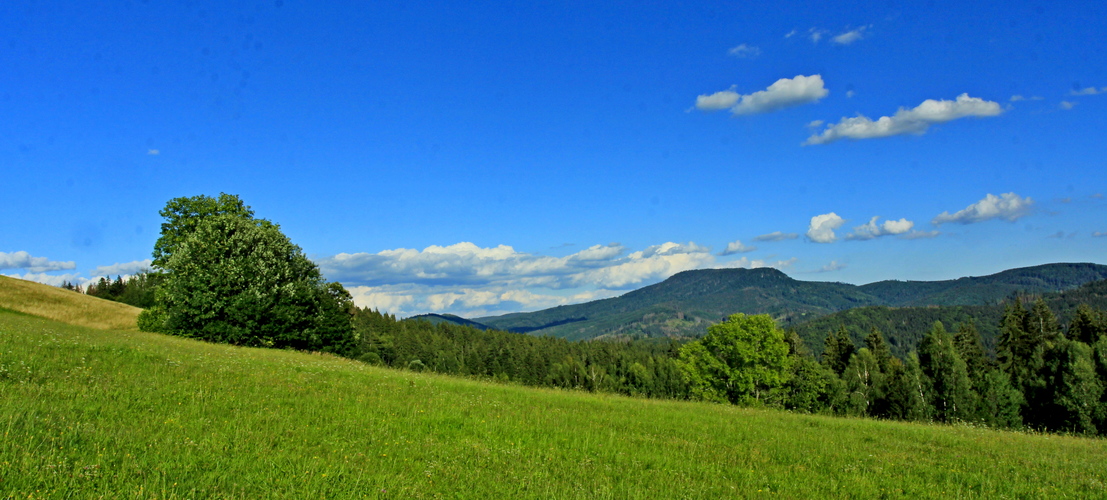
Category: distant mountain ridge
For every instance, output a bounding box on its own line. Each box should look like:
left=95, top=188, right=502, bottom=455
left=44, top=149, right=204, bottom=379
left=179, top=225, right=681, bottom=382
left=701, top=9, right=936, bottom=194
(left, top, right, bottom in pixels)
left=473, top=263, right=1107, bottom=341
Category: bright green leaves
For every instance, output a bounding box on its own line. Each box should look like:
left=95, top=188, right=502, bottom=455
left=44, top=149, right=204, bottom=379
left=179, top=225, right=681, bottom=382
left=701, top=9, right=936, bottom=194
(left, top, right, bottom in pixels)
left=678, top=313, right=791, bottom=405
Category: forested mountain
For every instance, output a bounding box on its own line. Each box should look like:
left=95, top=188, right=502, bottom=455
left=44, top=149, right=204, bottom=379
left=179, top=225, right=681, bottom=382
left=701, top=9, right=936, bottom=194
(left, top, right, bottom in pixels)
left=406, top=313, right=492, bottom=330
left=474, top=263, right=1107, bottom=341
left=794, top=277, right=1107, bottom=358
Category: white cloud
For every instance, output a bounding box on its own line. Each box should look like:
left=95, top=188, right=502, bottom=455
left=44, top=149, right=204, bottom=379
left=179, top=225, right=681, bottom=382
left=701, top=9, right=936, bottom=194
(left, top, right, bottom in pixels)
left=753, top=231, right=799, bottom=242
left=807, top=213, right=846, bottom=243
left=3, top=272, right=85, bottom=287
left=696, top=75, right=829, bottom=115
left=806, top=120, right=824, bottom=128
left=1093, top=231, right=1106, bottom=237
left=90, top=259, right=153, bottom=277
left=932, top=193, right=1034, bottom=225
left=816, top=261, right=847, bottom=272
left=0, top=251, right=76, bottom=273
left=720, top=240, right=757, bottom=255
left=846, top=90, right=856, bottom=98
left=832, top=27, right=867, bottom=45
left=804, top=93, right=1003, bottom=145
left=846, top=217, right=914, bottom=240
left=728, top=44, right=761, bottom=59
left=324, top=240, right=803, bottom=317
left=1060, top=101, right=1076, bottom=110
left=784, top=29, right=797, bottom=38
left=809, top=28, right=827, bottom=43
left=1070, top=87, right=1103, bottom=96
left=1010, top=95, right=1043, bottom=102
left=695, top=89, right=741, bottom=111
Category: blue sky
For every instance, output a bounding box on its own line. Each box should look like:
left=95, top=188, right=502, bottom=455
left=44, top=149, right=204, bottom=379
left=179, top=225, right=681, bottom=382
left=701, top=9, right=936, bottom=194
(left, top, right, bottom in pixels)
left=2, top=0, right=1105, bottom=318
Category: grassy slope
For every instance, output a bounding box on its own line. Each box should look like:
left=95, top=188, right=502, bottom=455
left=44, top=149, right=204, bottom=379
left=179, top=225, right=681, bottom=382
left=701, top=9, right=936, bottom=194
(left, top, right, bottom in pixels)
left=0, top=275, right=140, bottom=331
left=3, top=302, right=1107, bottom=497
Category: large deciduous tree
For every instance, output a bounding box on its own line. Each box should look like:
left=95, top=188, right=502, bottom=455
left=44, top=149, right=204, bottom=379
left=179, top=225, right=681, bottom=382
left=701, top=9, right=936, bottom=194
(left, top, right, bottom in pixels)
left=146, top=194, right=355, bottom=355
left=678, top=313, right=791, bottom=405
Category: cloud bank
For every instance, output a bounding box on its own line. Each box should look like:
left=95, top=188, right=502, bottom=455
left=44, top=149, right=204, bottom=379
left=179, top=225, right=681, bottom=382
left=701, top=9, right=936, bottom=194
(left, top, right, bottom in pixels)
left=932, top=193, right=1034, bottom=225
left=804, top=93, right=1002, bottom=145
left=696, top=75, right=829, bottom=115
left=319, top=241, right=787, bottom=317
left=0, top=251, right=76, bottom=273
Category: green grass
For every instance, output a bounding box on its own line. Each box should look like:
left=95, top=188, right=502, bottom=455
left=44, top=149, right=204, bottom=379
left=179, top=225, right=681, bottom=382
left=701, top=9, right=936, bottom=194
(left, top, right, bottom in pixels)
left=3, top=310, right=1107, bottom=498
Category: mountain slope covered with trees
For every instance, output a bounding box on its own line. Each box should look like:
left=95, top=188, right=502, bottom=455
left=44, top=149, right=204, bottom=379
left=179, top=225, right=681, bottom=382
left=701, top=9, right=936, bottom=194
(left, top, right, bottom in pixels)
left=475, top=263, right=1107, bottom=340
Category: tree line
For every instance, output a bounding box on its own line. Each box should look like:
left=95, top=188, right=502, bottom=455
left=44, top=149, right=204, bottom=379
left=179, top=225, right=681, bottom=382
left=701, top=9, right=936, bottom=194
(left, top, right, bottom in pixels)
left=123, top=193, right=1107, bottom=436
left=62, top=273, right=163, bottom=309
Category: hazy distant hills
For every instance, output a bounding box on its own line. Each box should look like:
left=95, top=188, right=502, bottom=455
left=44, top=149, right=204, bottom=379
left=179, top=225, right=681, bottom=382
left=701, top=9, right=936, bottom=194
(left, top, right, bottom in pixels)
left=470, top=263, right=1107, bottom=342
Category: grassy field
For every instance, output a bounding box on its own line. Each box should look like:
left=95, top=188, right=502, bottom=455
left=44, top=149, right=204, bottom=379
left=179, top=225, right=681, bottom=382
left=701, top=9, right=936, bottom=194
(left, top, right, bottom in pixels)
left=2, top=279, right=1106, bottom=498
left=0, top=275, right=140, bottom=331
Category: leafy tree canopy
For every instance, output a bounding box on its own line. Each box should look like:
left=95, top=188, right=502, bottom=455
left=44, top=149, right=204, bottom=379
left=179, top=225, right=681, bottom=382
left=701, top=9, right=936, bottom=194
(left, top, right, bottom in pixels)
left=678, top=313, right=792, bottom=405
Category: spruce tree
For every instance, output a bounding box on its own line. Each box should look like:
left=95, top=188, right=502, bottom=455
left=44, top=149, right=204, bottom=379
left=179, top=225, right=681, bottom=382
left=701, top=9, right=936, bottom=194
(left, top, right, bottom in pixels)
left=1069, top=304, right=1105, bottom=345
left=865, top=327, right=893, bottom=374
left=953, top=321, right=988, bottom=385
left=1040, top=339, right=1103, bottom=434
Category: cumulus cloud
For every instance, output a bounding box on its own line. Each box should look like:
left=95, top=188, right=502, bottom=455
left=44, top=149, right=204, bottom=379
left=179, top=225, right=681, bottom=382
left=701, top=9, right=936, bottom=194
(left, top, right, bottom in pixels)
left=753, top=231, right=799, bottom=242
left=0, top=251, right=76, bottom=273
left=804, top=93, right=1003, bottom=145
left=932, top=193, right=1034, bottom=225
left=728, top=44, right=761, bottom=59
left=807, top=213, right=846, bottom=243
left=816, top=261, right=847, bottom=272
left=323, top=240, right=805, bottom=317
left=696, top=75, right=829, bottom=115
left=846, top=217, right=914, bottom=240
left=720, top=240, right=757, bottom=255
left=90, top=259, right=153, bottom=277
left=832, top=27, right=867, bottom=45
left=319, top=241, right=731, bottom=316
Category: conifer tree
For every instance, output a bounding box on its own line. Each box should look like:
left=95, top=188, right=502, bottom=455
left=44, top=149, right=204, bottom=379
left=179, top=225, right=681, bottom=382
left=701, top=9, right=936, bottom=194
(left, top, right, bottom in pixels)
left=1069, top=304, right=1105, bottom=345
left=953, top=321, right=988, bottom=385
left=884, top=354, right=930, bottom=421
left=1040, top=339, right=1104, bottom=434
left=918, top=321, right=976, bottom=422
left=865, top=327, right=893, bottom=374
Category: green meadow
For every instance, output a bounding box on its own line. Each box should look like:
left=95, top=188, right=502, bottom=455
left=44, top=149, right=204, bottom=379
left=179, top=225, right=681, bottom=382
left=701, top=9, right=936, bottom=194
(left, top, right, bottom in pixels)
left=2, top=281, right=1106, bottom=498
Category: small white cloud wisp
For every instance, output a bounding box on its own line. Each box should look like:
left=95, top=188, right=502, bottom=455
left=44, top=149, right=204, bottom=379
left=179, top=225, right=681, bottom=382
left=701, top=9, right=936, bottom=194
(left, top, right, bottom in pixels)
left=696, top=75, right=829, bottom=116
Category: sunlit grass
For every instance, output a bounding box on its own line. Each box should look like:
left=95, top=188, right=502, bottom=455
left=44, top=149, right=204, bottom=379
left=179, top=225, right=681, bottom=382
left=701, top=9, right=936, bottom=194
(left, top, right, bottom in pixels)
left=2, top=309, right=1106, bottom=498
left=0, top=275, right=140, bottom=331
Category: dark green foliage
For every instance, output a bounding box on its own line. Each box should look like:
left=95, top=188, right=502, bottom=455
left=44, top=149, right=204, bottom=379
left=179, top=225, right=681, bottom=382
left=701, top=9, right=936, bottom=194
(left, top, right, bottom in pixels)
left=883, top=355, right=930, bottom=422
left=974, top=368, right=1023, bottom=429
left=151, top=195, right=354, bottom=355
left=1068, top=304, right=1106, bottom=345
left=350, top=307, right=687, bottom=399
left=677, top=314, right=792, bottom=405
left=821, top=325, right=855, bottom=375
left=842, top=348, right=885, bottom=417
left=152, top=193, right=255, bottom=269
left=953, top=321, right=988, bottom=384
left=83, top=272, right=164, bottom=308
left=865, top=327, right=893, bottom=373
left=781, top=355, right=836, bottom=413
left=917, top=322, right=976, bottom=422
left=1040, top=339, right=1104, bottom=434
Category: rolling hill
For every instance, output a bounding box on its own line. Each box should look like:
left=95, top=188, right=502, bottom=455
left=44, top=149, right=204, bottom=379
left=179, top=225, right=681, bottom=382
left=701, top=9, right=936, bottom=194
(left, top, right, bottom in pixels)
left=474, top=263, right=1107, bottom=341
left=2, top=269, right=1105, bottom=497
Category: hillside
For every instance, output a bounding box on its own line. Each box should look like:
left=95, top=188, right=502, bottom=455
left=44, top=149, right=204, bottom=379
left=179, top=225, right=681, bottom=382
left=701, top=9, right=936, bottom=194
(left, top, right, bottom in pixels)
left=793, top=277, right=1107, bottom=358
left=0, top=274, right=140, bottom=330
left=477, top=268, right=880, bottom=340
left=405, top=313, right=492, bottom=330
left=475, top=263, right=1107, bottom=341
left=3, top=285, right=1105, bottom=497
